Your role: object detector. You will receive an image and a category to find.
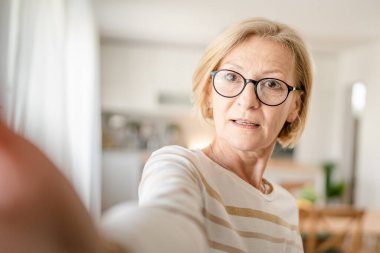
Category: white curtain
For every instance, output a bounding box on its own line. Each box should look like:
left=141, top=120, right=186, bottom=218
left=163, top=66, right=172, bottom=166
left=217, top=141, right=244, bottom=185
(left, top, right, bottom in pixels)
left=2, top=0, right=101, bottom=219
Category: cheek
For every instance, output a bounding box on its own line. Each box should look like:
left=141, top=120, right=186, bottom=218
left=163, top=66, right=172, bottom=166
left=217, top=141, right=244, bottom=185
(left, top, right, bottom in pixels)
left=265, top=106, right=292, bottom=133
left=211, top=91, right=224, bottom=112
left=211, top=95, right=233, bottom=130
left=212, top=101, right=227, bottom=127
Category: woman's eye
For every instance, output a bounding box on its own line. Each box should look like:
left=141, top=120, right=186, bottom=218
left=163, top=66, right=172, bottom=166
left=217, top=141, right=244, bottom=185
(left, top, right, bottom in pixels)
left=224, top=73, right=238, bottom=82
left=262, top=79, right=281, bottom=89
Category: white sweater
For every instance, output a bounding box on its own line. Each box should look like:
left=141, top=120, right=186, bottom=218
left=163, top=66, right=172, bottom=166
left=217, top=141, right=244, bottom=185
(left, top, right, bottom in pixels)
left=101, top=145, right=303, bottom=253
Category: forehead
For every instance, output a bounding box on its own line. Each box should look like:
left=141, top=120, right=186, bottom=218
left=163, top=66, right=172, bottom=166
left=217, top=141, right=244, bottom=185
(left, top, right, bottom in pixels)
left=219, top=36, right=295, bottom=79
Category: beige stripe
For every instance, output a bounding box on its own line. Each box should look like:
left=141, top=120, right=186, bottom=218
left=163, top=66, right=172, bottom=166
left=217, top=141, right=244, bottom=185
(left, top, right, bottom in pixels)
left=203, top=208, right=232, bottom=229
left=193, top=167, right=298, bottom=232
left=225, top=206, right=299, bottom=231
left=208, top=240, right=247, bottom=253
left=238, top=231, right=301, bottom=248
left=195, top=167, right=226, bottom=204
left=203, top=208, right=302, bottom=250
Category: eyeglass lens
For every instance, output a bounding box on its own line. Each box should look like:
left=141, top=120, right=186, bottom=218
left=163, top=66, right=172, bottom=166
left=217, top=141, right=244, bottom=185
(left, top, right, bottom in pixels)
left=212, top=70, right=291, bottom=106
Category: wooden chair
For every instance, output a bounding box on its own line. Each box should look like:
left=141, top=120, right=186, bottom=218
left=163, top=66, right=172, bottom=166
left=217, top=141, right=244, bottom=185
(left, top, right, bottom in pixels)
left=299, top=206, right=365, bottom=253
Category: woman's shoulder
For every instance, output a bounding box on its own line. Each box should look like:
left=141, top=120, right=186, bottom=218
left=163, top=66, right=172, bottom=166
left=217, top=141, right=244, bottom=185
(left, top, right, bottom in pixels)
left=148, top=145, right=201, bottom=163
left=140, top=146, right=206, bottom=198
left=143, top=145, right=204, bottom=175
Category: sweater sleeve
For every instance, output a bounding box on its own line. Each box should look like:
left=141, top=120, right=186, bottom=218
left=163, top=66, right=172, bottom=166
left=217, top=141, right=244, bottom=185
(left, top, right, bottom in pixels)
left=101, top=146, right=208, bottom=253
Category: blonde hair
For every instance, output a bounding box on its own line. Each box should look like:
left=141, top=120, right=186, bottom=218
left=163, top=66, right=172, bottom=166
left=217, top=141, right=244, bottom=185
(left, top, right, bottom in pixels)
left=192, top=17, right=313, bottom=148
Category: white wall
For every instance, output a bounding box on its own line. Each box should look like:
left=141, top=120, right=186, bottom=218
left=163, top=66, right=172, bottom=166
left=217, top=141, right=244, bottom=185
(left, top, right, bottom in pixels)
left=295, top=50, right=341, bottom=165
left=336, top=41, right=380, bottom=209
left=101, top=39, right=203, bottom=114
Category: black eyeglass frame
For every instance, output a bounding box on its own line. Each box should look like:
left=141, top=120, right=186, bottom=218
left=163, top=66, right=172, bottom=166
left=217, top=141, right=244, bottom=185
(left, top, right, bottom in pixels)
left=210, top=69, right=304, bottom=106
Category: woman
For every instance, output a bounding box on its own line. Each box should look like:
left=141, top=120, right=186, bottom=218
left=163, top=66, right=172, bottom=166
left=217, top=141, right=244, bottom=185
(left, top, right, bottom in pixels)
left=0, top=17, right=312, bottom=253
left=102, top=17, right=313, bottom=253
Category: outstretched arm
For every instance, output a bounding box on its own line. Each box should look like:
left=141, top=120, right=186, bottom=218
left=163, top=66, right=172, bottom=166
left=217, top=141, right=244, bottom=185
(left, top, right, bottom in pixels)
left=100, top=146, right=209, bottom=253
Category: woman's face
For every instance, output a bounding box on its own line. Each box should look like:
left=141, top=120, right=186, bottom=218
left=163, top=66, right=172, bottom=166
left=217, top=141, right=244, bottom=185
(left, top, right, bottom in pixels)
left=209, top=36, right=301, bottom=152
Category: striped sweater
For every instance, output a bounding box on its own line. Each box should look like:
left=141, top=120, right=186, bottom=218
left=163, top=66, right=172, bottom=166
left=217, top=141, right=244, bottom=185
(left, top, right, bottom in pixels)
left=102, top=145, right=303, bottom=253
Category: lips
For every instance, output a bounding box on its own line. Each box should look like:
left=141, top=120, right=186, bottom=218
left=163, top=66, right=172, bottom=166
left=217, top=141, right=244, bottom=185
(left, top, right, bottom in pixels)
left=232, top=119, right=260, bottom=127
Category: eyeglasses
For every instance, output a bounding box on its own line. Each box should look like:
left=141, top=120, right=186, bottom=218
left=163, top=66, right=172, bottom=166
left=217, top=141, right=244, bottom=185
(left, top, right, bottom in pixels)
left=210, top=69, right=304, bottom=106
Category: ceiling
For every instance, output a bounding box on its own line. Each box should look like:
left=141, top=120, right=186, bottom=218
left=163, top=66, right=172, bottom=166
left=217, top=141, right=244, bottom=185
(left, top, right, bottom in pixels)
left=94, top=0, right=380, bottom=51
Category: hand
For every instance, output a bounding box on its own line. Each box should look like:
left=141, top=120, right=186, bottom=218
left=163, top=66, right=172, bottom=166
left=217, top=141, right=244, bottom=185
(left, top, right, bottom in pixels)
left=0, top=121, right=121, bottom=252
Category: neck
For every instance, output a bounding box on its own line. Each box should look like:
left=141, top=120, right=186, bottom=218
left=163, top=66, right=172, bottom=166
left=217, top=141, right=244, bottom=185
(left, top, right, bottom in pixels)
left=205, top=139, right=276, bottom=190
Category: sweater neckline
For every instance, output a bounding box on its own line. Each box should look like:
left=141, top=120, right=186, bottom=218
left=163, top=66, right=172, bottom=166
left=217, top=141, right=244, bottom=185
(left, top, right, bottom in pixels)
left=195, top=149, right=277, bottom=201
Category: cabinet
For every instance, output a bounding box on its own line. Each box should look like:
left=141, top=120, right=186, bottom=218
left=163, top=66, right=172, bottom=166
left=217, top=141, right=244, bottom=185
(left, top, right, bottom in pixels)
left=101, top=150, right=148, bottom=212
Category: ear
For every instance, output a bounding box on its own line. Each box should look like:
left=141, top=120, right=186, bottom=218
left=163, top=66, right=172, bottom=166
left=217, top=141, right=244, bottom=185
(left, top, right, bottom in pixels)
left=286, top=94, right=302, bottom=123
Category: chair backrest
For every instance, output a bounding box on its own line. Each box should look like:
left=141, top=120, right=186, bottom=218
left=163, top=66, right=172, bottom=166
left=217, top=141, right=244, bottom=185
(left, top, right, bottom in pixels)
left=299, top=206, right=365, bottom=253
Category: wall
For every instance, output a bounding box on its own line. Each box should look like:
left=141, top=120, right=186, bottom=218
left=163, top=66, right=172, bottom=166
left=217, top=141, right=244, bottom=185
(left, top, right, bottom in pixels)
left=101, top=39, right=203, bottom=114
left=295, top=50, right=341, bottom=166
left=336, top=41, right=380, bottom=209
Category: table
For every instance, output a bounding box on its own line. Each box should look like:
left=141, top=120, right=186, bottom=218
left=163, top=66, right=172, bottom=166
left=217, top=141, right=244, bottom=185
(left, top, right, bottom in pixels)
left=299, top=207, right=380, bottom=253
left=362, top=210, right=380, bottom=252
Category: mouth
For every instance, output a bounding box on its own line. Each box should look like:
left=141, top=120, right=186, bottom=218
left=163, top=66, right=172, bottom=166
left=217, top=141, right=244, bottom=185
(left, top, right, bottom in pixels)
left=231, top=119, right=260, bottom=128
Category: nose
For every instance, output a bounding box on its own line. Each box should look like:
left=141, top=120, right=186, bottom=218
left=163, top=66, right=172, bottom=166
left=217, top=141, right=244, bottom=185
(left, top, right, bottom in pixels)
left=236, top=82, right=260, bottom=109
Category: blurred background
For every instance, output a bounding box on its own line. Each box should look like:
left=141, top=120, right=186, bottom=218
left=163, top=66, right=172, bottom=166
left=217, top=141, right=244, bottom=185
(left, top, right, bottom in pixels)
left=1, top=0, right=380, bottom=238
left=94, top=0, right=380, bottom=212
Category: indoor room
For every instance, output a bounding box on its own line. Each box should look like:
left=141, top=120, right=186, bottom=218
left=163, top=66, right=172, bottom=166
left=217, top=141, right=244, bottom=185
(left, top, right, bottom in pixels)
left=1, top=0, right=380, bottom=252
